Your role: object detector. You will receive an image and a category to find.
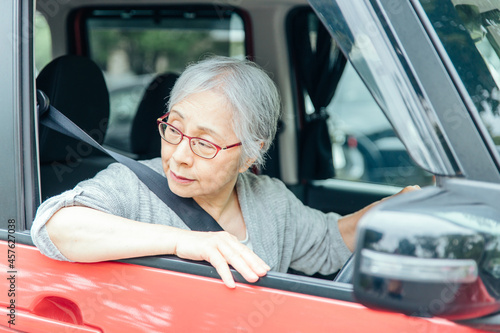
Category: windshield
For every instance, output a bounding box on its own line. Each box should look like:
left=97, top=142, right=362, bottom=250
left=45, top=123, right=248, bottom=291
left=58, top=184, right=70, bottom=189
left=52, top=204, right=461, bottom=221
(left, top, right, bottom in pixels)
left=420, top=0, right=500, bottom=158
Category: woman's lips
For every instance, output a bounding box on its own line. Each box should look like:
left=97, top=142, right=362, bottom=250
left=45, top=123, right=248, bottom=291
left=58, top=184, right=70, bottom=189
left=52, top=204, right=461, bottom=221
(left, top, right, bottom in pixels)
left=170, top=170, right=195, bottom=184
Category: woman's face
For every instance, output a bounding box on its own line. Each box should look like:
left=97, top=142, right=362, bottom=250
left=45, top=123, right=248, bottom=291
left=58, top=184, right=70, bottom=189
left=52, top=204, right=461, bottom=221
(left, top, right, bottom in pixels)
left=161, top=90, right=247, bottom=204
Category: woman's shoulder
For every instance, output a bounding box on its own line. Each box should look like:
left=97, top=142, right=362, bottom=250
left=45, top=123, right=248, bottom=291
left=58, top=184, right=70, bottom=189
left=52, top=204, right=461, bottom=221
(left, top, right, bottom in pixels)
left=237, top=172, right=307, bottom=215
left=238, top=171, right=288, bottom=197
left=71, top=157, right=167, bottom=219
left=92, top=157, right=164, bottom=180
left=74, top=157, right=164, bottom=195
left=138, top=157, right=164, bottom=174
left=240, top=171, right=285, bottom=186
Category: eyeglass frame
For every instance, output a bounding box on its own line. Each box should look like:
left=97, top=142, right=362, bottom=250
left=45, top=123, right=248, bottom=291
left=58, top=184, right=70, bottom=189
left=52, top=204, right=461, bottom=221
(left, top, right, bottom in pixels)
left=157, top=112, right=242, bottom=159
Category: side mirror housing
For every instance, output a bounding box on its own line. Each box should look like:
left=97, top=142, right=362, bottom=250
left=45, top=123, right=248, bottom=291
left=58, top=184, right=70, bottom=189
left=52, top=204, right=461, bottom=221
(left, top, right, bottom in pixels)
left=353, top=181, right=500, bottom=321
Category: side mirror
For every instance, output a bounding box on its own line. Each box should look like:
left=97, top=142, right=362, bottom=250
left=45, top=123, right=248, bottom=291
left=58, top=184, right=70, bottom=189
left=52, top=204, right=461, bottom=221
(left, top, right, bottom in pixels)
left=352, top=182, right=500, bottom=321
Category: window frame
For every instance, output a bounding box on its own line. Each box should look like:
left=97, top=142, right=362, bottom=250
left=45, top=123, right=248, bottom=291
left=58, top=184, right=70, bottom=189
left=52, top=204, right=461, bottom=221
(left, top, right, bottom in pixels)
left=412, top=0, right=500, bottom=175
left=0, top=0, right=38, bottom=234
left=68, top=5, right=254, bottom=59
left=121, top=255, right=355, bottom=302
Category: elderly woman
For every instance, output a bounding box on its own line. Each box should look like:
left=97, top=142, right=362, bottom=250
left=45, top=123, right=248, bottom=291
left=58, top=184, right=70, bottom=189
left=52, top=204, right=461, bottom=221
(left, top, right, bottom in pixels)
left=32, top=56, right=416, bottom=288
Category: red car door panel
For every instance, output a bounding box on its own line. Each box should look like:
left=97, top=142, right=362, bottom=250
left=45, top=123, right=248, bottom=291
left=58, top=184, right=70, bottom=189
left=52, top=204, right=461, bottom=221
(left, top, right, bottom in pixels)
left=0, top=241, right=488, bottom=332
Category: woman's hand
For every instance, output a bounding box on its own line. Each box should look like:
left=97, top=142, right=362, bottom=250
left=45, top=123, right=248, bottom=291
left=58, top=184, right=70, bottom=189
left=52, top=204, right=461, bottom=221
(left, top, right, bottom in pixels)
left=174, top=230, right=270, bottom=288
left=338, top=185, right=421, bottom=251
left=46, top=207, right=268, bottom=289
left=386, top=185, right=421, bottom=198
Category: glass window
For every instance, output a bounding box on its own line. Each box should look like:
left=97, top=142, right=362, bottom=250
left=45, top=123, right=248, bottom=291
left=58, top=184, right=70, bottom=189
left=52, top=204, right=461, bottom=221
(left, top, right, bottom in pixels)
left=294, top=10, right=434, bottom=187
left=84, top=8, right=247, bottom=152
left=327, top=64, right=434, bottom=186
left=35, top=11, right=52, bottom=74
left=420, top=1, right=500, bottom=154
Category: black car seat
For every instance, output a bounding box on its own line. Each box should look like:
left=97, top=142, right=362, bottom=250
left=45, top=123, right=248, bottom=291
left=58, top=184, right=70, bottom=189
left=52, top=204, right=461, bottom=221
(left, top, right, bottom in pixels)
left=130, top=72, right=179, bottom=160
left=37, top=55, right=114, bottom=200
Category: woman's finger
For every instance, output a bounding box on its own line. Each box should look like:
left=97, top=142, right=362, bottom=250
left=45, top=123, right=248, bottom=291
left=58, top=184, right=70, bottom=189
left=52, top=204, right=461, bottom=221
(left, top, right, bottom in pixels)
left=206, top=248, right=236, bottom=288
left=399, top=185, right=421, bottom=194
left=211, top=231, right=269, bottom=277
left=228, top=241, right=270, bottom=276
left=378, top=185, right=421, bottom=204
left=217, top=241, right=261, bottom=283
left=175, top=230, right=269, bottom=287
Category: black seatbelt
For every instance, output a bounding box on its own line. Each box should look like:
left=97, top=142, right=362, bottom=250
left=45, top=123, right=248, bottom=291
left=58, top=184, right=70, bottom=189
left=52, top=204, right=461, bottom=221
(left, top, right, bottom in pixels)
left=37, top=90, right=223, bottom=232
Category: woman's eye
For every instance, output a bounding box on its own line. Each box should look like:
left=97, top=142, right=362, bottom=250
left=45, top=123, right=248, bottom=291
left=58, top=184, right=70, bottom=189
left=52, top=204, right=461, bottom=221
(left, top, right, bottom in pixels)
left=198, top=140, right=210, bottom=148
left=167, top=126, right=179, bottom=135
left=199, top=140, right=216, bottom=149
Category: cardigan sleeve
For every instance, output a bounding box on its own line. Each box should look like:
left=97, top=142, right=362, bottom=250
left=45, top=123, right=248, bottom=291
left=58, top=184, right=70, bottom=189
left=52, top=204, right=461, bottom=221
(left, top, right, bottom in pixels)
left=237, top=172, right=352, bottom=275
left=282, top=186, right=352, bottom=275
left=31, top=159, right=163, bottom=261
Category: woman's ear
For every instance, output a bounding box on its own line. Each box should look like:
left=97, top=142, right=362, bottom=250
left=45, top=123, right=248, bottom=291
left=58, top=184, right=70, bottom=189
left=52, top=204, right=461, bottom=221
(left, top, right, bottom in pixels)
left=238, top=142, right=264, bottom=173
left=239, top=156, right=257, bottom=173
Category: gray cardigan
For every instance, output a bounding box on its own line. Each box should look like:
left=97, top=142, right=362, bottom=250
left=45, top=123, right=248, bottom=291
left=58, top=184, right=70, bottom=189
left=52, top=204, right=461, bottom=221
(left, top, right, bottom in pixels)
left=31, top=158, right=351, bottom=275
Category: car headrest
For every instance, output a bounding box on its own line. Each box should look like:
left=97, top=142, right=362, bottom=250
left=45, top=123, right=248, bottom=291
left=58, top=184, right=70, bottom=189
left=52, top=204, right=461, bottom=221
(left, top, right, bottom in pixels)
left=131, top=72, right=179, bottom=159
left=37, top=55, right=110, bottom=163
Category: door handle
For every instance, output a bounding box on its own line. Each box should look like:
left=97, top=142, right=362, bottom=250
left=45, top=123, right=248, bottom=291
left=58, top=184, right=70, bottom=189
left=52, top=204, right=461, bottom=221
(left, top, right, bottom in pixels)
left=0, top=298, right=102, bottom=333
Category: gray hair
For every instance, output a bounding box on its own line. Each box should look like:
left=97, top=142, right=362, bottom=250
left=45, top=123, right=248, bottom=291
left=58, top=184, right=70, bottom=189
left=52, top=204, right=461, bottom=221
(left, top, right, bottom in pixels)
left=168, top=56, right=281, bottom=168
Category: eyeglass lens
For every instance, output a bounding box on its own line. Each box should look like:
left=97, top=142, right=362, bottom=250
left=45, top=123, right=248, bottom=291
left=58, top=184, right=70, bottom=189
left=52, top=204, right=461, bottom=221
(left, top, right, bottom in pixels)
left=159, top=123, right=218, bottom=158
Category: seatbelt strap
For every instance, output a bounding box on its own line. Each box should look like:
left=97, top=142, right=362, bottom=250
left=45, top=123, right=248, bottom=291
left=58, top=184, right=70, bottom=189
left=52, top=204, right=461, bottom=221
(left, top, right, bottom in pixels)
left=37, top=90, right=223, bottom=232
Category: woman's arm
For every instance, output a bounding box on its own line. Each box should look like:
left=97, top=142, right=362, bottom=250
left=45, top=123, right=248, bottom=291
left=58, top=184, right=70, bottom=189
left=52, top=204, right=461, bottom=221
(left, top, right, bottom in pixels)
left=46, top=206, right=269, bottom=288
left=338, top=185, right=421, bottom=251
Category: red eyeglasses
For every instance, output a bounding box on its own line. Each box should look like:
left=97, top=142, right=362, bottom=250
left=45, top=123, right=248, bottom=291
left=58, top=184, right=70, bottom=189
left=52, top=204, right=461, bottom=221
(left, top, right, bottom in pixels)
left=157, top=113, right=242, bottom=159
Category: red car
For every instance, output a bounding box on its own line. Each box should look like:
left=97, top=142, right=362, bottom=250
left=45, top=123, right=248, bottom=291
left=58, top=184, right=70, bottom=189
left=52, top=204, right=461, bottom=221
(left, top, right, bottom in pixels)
left=1, top=0, right=500, bottom=331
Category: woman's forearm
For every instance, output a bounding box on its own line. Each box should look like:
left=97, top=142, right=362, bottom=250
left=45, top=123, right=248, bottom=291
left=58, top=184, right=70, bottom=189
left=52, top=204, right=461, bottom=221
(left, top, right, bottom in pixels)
left=45, top=206, right=270, bottom=288
left=337, top=202, right=377, bottom=252
left=45, top=206, right=180, bottom=262
left=337, top=185, right=421, bottom=252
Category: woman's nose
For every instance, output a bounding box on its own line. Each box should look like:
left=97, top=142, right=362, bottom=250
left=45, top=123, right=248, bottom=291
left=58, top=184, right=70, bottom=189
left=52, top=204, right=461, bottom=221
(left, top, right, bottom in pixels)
left=172, top=137, right=194, bottom=164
